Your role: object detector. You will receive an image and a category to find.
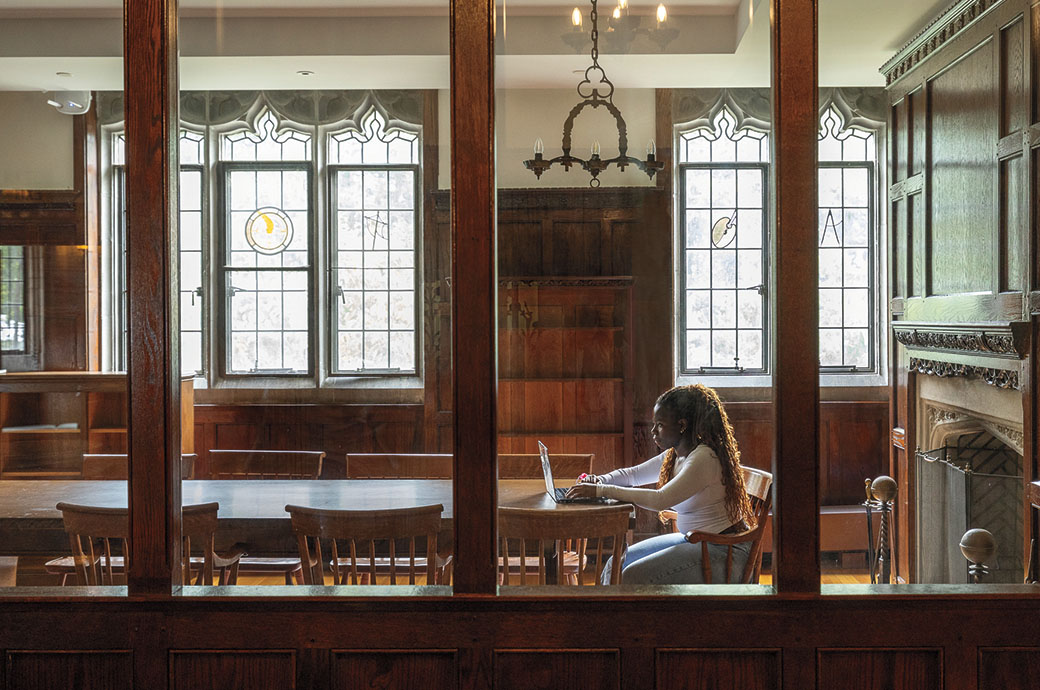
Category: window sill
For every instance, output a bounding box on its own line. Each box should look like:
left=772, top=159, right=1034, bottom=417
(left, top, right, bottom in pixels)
left=193, top=375, right=424, bottom=404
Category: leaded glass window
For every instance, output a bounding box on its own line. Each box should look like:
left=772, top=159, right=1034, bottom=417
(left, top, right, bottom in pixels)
left=818, top=106, right=876, bottom=372
left=0, top=246, right=27, bottom=354
left=111, top=131, right=206, bottom=376
left=220, top=110, right=312, bottom=375
left=330, top=109, right=419, bottom=374
left=678, top=109, right=768, bottom=374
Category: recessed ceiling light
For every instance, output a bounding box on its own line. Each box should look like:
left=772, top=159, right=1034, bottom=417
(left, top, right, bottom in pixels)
left=297, top=70, right=314, bottom=76
left=56, top=71, right=72, bottom=78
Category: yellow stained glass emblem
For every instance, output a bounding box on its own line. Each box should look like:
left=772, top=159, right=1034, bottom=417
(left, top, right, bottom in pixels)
left=245, top=207, right=293, bottom=255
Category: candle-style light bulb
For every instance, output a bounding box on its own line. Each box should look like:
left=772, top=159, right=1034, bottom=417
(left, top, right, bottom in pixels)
left=612, top=6, right=620, bottom=19
left=619, top=0, right=628, bottom=10
left=656, top=3, right=667, bottom=24
left=571, top=7, right=582, bottom=28
left=534, top=138, right=544, bottom=155
left=592, top=140, right=601, bottom=157
left=646, top=139, right=657, bottom=157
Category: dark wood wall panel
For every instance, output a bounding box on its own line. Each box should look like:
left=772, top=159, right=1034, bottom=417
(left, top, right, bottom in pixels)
left=726, top=401, right=888, bottom=505
left=817, top=650, right=941, bottom=690
left=497, top=220, right=544, bottom=276
left=893, top=100, right=907, bottom=182
left=493, top=650, right=619, bottom=690
left=892, top=198, right=907, bottom=298
left=43, top=245, right=87, bottom=371
left=910, top=88, right=926, bottom=177
left=0, top=191, right=82, bottom=246
left=330, top=650, right=455, bottom=690
left=194, top=404, right=424, bottom=478
left=656, top=650, right=780, bottom=690
left=6, top=651, right=132, bottom=690
left=1001, top=16, right=1026, bottom=136
left=979, top=649, right=1040, bottom=689
left=1001, top=156, right=1026, bottom=290
left=928, top=39, right=997, bottom=296
left=910, top=193, right=926, bottom=297
left=169, top=651, right=295, bottom=690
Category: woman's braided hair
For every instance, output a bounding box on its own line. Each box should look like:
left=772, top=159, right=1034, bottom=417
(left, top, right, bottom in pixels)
left=655, top=384, right=755, bottom=527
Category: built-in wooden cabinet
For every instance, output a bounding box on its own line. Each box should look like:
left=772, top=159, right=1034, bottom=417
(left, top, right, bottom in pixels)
left=496, top=277, right=634, bottom=474
left=0, top=372, right=194, bottom=478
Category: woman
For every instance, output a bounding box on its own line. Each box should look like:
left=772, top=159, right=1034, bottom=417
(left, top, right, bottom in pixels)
left=565, top=383, right=755, bottom=584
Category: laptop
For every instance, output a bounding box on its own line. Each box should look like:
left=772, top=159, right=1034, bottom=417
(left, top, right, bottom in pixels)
left=539, top=441, right=613, bottom=504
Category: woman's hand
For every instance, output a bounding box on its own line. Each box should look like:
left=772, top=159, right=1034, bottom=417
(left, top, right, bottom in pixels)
left=565, top=482, right=599, bottom=499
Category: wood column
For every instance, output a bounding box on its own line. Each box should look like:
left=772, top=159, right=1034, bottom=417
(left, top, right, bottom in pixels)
left=451, top=0, right=498, bottom=594
left=771, top=0, right=821, bottom=593
left=124, top=0, right=181, bottom=595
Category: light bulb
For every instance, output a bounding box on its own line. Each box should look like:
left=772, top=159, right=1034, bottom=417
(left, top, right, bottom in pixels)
left=571, top=7, right=582, bottom=27
left=656, top=3, right=667, bottom=23
left=534, top=138, right=544, bottom=155
left=619, top=0, right=628, bottom=9
left=612, top=6, right=620, bottom=19
left=646, top=139, right=657, bottom=157
left=592, top=141, right=601, bottom=157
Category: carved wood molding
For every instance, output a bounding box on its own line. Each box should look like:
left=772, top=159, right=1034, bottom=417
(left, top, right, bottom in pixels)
left=892, top=322, right=1025, bottom=358
left=0, top=190, right=82, bottom=245
left=880, top=0, right=1004, bottom=86
left=499, top=276, right=633, bottom=289
left=909, top=356, right=1019, bottom=389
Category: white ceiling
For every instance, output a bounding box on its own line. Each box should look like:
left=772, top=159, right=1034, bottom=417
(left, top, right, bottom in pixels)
left=0, top=0, right=954, bottom=91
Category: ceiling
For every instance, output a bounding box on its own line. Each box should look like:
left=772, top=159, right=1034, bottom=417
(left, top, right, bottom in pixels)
left=0, top=0, right=953, bottom=91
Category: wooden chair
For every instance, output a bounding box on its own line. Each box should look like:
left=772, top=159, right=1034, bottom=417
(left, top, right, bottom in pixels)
left=680, top=466, right=773, bottom=584
left=345, top=453, right=452, bottom=479
left=498, top=453, right=594, bottom=480
left=208, top=449, right=325, bottom=479
left=497, top=505, right=631, bottom=586
left=46, top=502, right=244, bottom=586
left=285, top=504, right=444, bottom=585
left=81, top=453, right=196, bottom=480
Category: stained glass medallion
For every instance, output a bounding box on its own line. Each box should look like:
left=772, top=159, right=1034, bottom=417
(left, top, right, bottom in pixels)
left=245, top=206, right=294, bottom=254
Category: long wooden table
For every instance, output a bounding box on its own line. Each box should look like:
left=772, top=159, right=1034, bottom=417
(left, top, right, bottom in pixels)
left=0, top=479, right=602, bottom=556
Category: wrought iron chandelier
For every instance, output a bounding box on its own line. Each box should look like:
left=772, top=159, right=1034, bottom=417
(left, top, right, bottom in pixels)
left=524, top=0, right=664, bottom=187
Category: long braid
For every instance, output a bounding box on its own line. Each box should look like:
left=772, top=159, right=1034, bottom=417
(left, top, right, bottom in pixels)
left=655, top=447, right=677, bottom=527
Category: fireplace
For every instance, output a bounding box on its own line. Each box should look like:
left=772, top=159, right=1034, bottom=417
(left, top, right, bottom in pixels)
left=915, top=428, right=1023, bottom=584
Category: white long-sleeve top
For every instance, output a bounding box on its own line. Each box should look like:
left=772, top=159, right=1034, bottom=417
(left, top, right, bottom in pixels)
left=593, top=444, right=733, bottom=534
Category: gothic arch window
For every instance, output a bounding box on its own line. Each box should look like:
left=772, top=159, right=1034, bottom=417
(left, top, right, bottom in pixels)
left=677, top=108, right=769, bottom=375
left=103, top=91, right=423, bottom=382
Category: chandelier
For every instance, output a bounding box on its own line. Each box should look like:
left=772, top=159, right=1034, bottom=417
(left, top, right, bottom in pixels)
left=563, top=1, right=679, bottom=54
left=524, top=0, right=664, bottom=188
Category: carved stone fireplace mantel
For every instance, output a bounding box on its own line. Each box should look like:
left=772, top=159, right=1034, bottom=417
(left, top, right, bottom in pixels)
left=893, top=322, right=1028, bottom=390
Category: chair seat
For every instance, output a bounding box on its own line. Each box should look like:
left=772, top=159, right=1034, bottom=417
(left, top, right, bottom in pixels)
left=237, top=557, right=304, bottom=584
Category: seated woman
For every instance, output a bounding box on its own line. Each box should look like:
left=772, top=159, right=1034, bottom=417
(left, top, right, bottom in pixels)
left=566, top=383, right=755, bottom=584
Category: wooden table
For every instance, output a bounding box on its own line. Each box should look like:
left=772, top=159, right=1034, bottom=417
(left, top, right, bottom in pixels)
left=0, top=479, right=594, bottom=556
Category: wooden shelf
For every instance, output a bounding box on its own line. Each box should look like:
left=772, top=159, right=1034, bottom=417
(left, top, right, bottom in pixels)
left=0, top=373, right=194, bottom=479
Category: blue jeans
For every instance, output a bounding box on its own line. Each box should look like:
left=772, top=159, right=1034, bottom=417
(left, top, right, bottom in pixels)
left=601, top=532, right=751, bottom=585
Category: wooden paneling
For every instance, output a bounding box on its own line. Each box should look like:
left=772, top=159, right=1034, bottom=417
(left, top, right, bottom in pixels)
left=910, top=88, right=926, bottom=177
left=928, top=38, right=998, bottom=296
left=169, top=651, right=295, bottom=690
left=194, top=404, right=424, bottom=478
left=1001, top=17, right=1026, bottom=137
left=656, top=650, right=780, bottom=690
left=725, top=401, right=888, bottom=506
left=43, top=245, right=87, bottom=371
left=331, top=650, right=455, bottom=690
left=1001, top=155, right=1026, bottom=291
left=0, top=191, right=82, bottom=246
left=6, top=651, right=132, bottom=690
left=493, top=650, right=619, bottom=690
left=892, top=99, right=907, bottom=182
left=892, top=197, right=907, bottom=298
left=979, top=648, right=1040, bottom=689
left=817, top=650, right=942, bottom=690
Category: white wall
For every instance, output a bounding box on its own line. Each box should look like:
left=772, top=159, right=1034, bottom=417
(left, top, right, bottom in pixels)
left=0, top=92, right=74, bottom=190
left=438, top=88, right=657, bottom=190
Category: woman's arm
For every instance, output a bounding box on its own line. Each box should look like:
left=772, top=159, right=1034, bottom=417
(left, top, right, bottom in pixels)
left=593, top=451, right=665, bottom=487
left=595, top=446, right=716, bottom=510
